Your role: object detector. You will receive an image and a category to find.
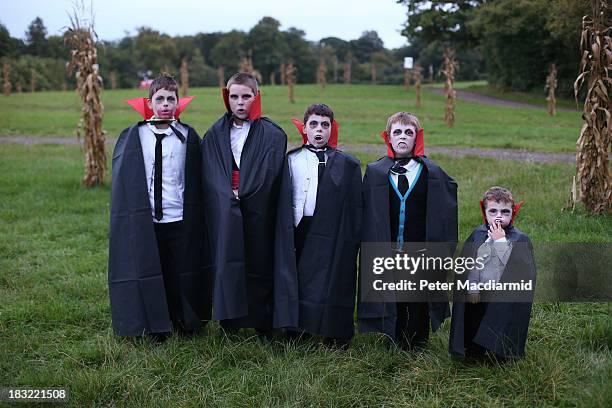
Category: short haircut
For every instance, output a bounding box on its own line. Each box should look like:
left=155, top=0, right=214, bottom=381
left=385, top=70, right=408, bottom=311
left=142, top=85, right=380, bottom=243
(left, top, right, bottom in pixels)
left=482, top=186, right=514, bottom=208
left=303, top=103, right=334, bottom=124
left=148, top=73, right=179, bottom=100
left=385, top=112, right=421, bottom=135
left=226, top=72, right=258, bottom=94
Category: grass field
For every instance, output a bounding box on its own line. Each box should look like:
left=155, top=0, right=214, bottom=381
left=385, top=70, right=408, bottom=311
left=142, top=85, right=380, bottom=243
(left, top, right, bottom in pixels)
left=0, top=137, right=610, bottom=406
left=1, top=83, right=610, bottom=406
left=0, top=83, right=583, bottom=152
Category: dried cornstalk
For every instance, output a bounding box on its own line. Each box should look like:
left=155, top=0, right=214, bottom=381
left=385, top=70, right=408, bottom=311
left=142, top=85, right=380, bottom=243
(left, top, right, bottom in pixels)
left=110, top=71, right=117, bottom=90
left=566, top=0, right=611, bottom=214
left=372, top=63, right=377, bottom=84
left=280, top=62, right=286, bottom=85
left=269, top=71, right=276, bottom=85
left=65, top=10, right=106, bottom=187
left=2, top=63, right=11, bottom=96
left=180, top=57, right=189, bottom=96
left=16, top=82, right=22, bottom=93
left=317, top=57, right=327, bottom=89
left=343, top=54, right=352, bottom=84
left=414, top=65, right=423, bottom=108
left=545, top=63, right=557, bottom=116
left=30, top=68, right=37, bottom=92
left=239, top=56, right=253, bottom=74
left=333, top=55, right=339, bottom=83
left=429, top=64, right=434, bottom=84
left=403, top=69, right=411, bottom=90
left=440, top=48, right=458, bottom=127
left=286, top=60, right=296, bottom=103
left=217, top=66, right=225, bottom=88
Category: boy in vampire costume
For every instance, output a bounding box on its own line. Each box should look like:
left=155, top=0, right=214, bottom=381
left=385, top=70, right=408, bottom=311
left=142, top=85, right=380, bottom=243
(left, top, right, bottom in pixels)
left=287, top=104, right=362, bottom=346
left=449, top=186, right=536, bottom=360
left=108, top=74, right=212, bottom=339
left=357, top=112, right=458, bottom=349
left=201, top=72, right=298, bottom=335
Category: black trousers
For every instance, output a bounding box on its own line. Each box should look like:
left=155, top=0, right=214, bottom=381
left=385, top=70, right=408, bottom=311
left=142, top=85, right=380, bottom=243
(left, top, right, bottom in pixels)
left=395, top=302, right=430, bottom=348
left=464, top=301, right=488, bottom=356
left=294, top=216, right=313, bottom=265
left=153, top=220, right=186, bottom=332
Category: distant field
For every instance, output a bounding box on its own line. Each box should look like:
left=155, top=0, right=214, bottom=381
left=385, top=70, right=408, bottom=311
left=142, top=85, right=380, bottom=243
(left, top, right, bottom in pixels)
left=0, top=83, right=583, bottom=152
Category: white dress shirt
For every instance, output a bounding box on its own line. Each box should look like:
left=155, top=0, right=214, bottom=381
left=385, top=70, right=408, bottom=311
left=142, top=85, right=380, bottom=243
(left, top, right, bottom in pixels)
left=288, top=147, right=326, bottom=226
left=138, top=122, right=187, bottom=223
left=390, top=158, right=422, bottom=192
left=230, top=120, right=251, bottom=168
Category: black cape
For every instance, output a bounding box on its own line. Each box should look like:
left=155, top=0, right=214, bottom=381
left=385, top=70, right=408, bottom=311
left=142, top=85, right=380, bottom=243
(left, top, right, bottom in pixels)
left=449, top=225, right=536, bottom=358
left=288, top=148, right=362, bottom=339
left=201, top=113, right=298, bottom=329
left=108, top=122, right=212, bottom=336
left=357, top=156, right=458, bottom=340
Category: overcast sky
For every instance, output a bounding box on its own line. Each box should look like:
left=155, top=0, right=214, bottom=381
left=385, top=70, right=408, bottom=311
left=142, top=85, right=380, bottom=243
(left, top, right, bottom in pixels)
left=1, top=0, right=409, bottom=49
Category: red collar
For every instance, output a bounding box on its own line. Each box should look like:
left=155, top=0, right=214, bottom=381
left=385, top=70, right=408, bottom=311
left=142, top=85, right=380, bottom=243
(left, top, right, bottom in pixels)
left=222, top=88, right=262, bottom=120
left=380, top=128, right=425, bottom=158
left=125, top=96, right=194, bottom=120
left=290, top=118, right=339, bottom=148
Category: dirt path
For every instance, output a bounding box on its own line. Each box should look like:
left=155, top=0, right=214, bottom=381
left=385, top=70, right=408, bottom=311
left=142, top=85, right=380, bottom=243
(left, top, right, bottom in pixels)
left=1, top=135, right=576, bottom=164
left=428, top=87, right=577, bottom=111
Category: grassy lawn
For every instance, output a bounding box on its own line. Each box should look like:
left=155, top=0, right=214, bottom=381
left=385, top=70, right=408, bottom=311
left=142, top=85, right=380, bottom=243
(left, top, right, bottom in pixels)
left=1, top=143, right=610, bottom=406
left=0, top=83, right=583, bottom=152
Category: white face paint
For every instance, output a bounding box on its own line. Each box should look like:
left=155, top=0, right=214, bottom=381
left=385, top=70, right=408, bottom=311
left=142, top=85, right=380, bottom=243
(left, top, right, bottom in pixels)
left=389, top=122, right=417, bottom=158
left=484, top=200, right=513, bottom=228
left=228, top=84, right=255, bottom=123
left=148, top=89, right=178, bottom=120
left=304, top=114, right=332, bottom=148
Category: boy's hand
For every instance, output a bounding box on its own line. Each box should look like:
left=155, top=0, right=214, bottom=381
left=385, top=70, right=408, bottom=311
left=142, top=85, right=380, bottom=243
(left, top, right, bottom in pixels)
left=488, top=221, right=505, bottom=241
left=467, top=293, right=480, bottom=304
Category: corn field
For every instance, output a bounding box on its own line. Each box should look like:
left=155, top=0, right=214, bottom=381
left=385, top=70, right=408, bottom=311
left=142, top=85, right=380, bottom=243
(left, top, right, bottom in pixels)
left=286, top=60, right=296, bottom=103
left=30, top=68, right=37, bottom=93
left=65, top=11, right=106, bottom=187
left=567, top=0, right=611, bottom=214
left=2, top=63, right=11, bottom=96
left=545, top=63, right=557, bottom=116
left=440, top=48, right=458, bottom=127
left=343, top=54, right=352, bottom=84
left=404, top=69, right=410, bottom=91
left=180, top=58, right=189, bottom=97
left=217, top=66, right=225, bottom=88
left=414, top=65, right=423, bottom=108
left=317, top=57, right=327, bottom=90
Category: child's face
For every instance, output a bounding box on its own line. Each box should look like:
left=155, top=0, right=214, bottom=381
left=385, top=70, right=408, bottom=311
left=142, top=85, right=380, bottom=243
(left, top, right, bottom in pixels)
left=389, top=122, right=416, bottom=158
left=148, top=89, right=178, bottom=120
left=228, top=84, right=255, bottom=120
left=484, top=200, right=513, bottom=228
left=304, top=114, right=332, bottom=148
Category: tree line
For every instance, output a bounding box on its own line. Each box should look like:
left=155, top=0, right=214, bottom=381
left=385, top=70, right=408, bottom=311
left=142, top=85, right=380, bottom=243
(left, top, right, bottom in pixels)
left=0, top=16, right=415, bottom=91
left=399, top=0, right=590, bottom=96
left=1, top=1, right=591, bottom=95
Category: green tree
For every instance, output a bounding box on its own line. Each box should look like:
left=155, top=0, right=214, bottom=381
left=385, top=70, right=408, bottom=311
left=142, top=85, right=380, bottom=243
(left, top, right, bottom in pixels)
left=210, top=30, right=247, bottom=74
left=133, top=27, right=179, bottom=75
left=247, top=17, right=288, bottom=82
left=283, top=28, right=316, bottom=83
left=25, top=17, right=48, bottom=56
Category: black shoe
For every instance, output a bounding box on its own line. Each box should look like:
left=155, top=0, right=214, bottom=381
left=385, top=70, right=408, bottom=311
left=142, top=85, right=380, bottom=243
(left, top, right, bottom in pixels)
left=323, top=337, right=350, bottom=350
left=148, top=332, right=170, bottom=344
left=255, top=328, right=276, bottom=341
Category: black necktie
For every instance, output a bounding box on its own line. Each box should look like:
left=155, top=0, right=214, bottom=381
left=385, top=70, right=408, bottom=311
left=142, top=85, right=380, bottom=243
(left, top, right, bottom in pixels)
left=315, top=150, right=326, bottom=179
left=391, top=159, right=410, bottom=195
left=304, top=145, right=328, bottom=180
left=154, top=133, right=166, bottom=221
